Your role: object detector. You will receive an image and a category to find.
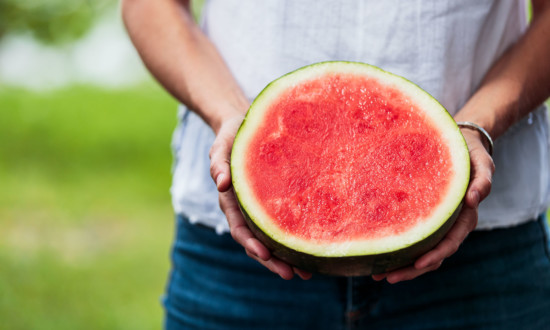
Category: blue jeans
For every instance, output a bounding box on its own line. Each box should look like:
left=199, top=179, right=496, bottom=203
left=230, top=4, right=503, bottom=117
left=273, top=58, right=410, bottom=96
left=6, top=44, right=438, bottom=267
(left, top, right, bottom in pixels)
left=163, top=215, right=550, bottom=329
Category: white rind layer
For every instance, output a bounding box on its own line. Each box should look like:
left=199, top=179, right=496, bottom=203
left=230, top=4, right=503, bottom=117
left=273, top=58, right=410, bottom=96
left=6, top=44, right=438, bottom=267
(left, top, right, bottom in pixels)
left=231, top=61, right=470, bottom=257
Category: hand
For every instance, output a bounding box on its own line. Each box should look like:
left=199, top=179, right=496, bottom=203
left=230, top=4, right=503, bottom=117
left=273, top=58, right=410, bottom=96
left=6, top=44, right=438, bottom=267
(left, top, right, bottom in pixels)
left=209, top=115, right=312, bottom=280
left=372, top=128, right=495, bottom=283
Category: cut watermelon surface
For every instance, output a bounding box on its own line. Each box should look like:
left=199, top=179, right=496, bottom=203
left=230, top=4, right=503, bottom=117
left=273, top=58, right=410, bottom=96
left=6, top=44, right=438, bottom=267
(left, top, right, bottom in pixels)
left=231, top=62, right=470, bottom=275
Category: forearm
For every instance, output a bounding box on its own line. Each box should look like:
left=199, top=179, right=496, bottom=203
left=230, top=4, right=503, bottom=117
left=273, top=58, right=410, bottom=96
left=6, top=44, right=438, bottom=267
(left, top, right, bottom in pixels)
left=454, top=1, right=550, bottom=140
left=121, top=0, right=248, bottom=133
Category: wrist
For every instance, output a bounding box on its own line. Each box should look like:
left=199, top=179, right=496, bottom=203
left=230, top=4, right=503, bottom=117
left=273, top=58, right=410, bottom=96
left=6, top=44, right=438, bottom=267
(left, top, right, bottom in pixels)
left=210, top=105, right=248, bottom=135
left=457, top=122, right=494, bottom=156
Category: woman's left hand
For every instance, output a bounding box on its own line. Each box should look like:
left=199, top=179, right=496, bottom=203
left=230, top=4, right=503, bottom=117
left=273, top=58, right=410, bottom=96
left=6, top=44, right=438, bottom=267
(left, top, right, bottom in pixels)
left=372, top=127, right=495, bottom=283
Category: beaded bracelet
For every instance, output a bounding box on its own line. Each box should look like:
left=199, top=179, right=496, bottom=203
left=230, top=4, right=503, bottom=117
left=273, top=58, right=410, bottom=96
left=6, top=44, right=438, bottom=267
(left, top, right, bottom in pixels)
left=456, top=121, right=494, bottom=156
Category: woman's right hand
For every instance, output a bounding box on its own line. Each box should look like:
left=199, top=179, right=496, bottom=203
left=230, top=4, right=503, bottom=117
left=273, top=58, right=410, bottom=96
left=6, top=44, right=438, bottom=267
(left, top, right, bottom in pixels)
left=209, top=115, right=312, bottom=280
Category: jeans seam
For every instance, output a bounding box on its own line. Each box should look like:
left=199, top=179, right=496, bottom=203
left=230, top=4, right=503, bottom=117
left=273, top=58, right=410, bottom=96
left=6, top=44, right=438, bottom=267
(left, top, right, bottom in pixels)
left=345, top=277, right=353, bottom=330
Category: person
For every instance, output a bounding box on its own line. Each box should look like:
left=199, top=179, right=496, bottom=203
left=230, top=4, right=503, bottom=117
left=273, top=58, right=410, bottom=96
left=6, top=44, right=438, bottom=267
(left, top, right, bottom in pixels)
left=122, top=0, right=550, bottom=328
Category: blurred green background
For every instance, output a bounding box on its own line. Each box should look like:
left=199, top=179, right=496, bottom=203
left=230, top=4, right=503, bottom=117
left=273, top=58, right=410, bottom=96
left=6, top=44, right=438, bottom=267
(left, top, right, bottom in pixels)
left=0, top=0, right=203, bottom=329
left=0, top=85, right=176, bottom=329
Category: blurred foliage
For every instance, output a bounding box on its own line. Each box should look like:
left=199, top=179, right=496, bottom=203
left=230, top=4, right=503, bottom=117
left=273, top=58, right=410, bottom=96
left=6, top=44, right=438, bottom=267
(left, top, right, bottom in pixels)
left=0, top=0, right=207, bottom=44
left=192, top=0, right=205, bottom=19
left=0, top=0, right=115, bottom=44
left=0, top=83, right=178, bottom=329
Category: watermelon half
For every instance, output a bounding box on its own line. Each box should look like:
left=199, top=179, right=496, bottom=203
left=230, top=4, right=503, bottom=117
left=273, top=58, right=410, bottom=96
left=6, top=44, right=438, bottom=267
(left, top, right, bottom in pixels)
left=231, top=62, right=470, bottom=276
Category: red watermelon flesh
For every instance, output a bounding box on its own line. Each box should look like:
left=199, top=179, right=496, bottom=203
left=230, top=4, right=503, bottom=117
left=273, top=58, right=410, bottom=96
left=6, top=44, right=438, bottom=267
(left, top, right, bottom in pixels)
left=246, top=73, right=452, bottom=243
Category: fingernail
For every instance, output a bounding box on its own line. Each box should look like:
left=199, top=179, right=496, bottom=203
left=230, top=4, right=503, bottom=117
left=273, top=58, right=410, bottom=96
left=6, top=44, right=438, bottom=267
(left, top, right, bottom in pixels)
left=216, top=174, right=225, bottom=189
left=258, top=249, right=270, bottom=261
left=246, top=247, right=259, bottom=259
left=472, top=191, right=480, bottom=207
left=251, top=243, right=268, bottom=261
left=420, top=262, right=435, bottom=269
left=372, top=274, right=386, bottom=281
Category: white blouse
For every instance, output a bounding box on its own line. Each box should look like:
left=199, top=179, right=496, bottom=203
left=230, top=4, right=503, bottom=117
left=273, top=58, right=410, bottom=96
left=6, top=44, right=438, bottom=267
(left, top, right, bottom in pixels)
left=171, top=0, right=550, bottom=233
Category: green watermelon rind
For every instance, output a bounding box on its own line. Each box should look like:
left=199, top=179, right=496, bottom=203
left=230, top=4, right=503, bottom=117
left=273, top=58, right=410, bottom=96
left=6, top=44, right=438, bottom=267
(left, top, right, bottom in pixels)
left=239, top=199, right=463, bottom=276
left=230, top=61, right=470, bottom=276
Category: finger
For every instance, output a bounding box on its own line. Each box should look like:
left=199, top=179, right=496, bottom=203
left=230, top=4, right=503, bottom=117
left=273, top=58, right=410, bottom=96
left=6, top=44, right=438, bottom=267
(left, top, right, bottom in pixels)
left=209, top=116, right=245, bottom=192
left=209, top=139, right=233, bottom=192
left=371, top=273, right=387, bottom=281
left=293, top=267, right=313, bottom=280
left=385, top=261, right=442, bottom=284
left=232, top=222, right=271, bottom=261
left=415, top=206, right=477, bottom=269
left=465, top=142, right=495, bottom=208
left=264, top=257, right=294, bottom=280
left=219, top=190, right=271, bottom=261
left=221, top=189, right=296, bottom=280
left=246, top=250, right=295, bottom=280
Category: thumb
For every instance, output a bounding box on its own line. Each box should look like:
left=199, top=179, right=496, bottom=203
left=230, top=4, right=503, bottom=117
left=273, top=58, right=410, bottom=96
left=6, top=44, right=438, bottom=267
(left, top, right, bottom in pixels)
left=209, top=136, right=234, bottom=192
left=209, top=115, right=246, bottom=192
left=466, top=147, right=494, bottom=208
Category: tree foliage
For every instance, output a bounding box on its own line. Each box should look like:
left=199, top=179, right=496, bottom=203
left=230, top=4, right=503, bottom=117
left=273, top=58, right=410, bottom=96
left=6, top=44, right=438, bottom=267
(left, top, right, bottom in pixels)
left=0, top=0, right=115, bottom=44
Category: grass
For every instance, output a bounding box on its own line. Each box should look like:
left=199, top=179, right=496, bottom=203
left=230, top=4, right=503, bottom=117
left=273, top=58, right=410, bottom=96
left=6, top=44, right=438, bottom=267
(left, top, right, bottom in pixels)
left=0, top=83, right=178, bottom=329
